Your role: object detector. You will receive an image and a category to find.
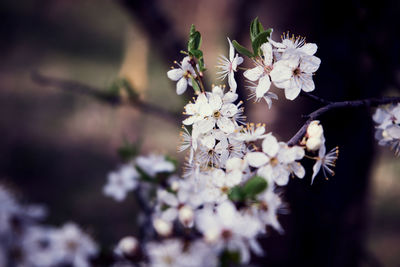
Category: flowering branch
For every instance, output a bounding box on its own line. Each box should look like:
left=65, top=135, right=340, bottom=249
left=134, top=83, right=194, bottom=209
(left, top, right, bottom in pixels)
left=288, top=96, right=400, bottom=146
left=31, top=72, right=182, bottom=124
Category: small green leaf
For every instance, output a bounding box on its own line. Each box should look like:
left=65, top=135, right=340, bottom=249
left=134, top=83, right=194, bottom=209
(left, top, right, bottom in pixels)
left=190, top=49, right=203, bottom=59
left=232, top=40, right=254, bottom=58
left=250, top=17, right=264, bottom=42
left=228, top=186, right=245, bottom=202
left=251, top=29, right=272, bottom=57
left=219, top=250, right=241, bottom=267
left=243, top=176, right=268, bottom=198
left=117, top=140, right=140, bottom=161
left=190, top=76, right=201, bottom=93
left=188, top=24, right=202, bottom=52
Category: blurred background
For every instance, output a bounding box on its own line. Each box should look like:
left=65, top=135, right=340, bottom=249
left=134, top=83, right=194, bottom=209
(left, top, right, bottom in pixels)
left=0, top=0, right=399, bottom=266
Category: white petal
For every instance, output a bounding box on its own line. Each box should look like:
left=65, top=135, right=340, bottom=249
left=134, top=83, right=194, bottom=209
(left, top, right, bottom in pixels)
left=223, top=92, right=238, bottom=103
left=311, top=161, right=322, bottom=184
left=161, top=208, right=178, bottom=221
left=284, top=83, right=301, bottom=100
left=228, top=71, right=237, bottom=92
left=209, top=94, right=222, bottom=111
left=196, top=118, right=215, bottom=134
left=245, top=152, right=269, bottom=168
left=228, top=37, right=234, bottom=61
left=262, top=134, right=279, bottom=157
left=244, top=66, right=264, bottom=81
left=256, top=75, right=271, bottom=98
left=301, top=56, right=321, bottom=73
left=217, top=117, right=235, bottom=134
left=220, top=103, right=238, bottom=117
left=176, top=77, right=188, bottom=95
left=298, top=43, right=318, bottom=55
left=291, top=162, right=305, bottom=178
left=260, top=42, right=273, bottom=66
left=167, top=69, right=183, bottom=81
left=274, top=167, right=290, bottom=186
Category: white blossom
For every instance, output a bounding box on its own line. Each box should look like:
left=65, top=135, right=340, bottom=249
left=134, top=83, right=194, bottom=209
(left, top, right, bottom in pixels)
left=216, top=38, right=244, bottom=92
left=136, top=154, right=175, bottom=177
left=311, top=145, right=339, bottom=184
left=103, top=164, right=139, bottom=202
left=167, top=56, right=197, bottom=95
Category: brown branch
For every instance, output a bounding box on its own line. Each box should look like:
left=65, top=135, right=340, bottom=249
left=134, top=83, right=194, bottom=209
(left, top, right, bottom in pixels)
left=288, top=96, right=400, bottom=146
left=31, top=72, right=182, bottom=124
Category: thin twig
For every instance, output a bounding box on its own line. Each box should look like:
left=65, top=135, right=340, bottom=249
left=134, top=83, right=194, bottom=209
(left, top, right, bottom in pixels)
left=189, top=58, right=205, bottom=93
left=288, top=96, right=400, bottom=146
left=31, top=72, right=182, bottom=124
left=300, top=91, right=333, bottom=105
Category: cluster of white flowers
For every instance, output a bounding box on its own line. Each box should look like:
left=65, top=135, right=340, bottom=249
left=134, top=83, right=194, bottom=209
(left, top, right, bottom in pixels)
left=104, top=27, right=341, bottom=266
left=0, top=185, right=97, bottom=267
left=239, top=32, right=321, bottom=104
left=373, top=104, right=400, bottom=156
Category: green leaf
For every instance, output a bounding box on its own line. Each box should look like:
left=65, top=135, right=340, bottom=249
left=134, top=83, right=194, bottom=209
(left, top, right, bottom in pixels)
left=251, top=29, right=272, bottom=57
left=232, top=40, right=254, bottom=58
left=228, top=186, right=245, bottom=202
left=117, top=140, right=140, bottom=161
left=190, top=49, right=203, bottom=59
left=188, top=24, right=202, bottom=52
left=250, top=17, right=264, bottom=42
left=190, top=76, right=201, bottom=93
left=243, top=176, right=268, bottom=198
left=219, top=250, right=240, bottom=267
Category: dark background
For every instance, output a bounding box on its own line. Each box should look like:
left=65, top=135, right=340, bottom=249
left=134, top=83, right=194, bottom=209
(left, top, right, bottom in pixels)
left=0, top=0, right=400, bottom=266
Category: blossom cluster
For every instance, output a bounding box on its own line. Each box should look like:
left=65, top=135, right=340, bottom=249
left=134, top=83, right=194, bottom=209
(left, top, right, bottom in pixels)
left=373, top=104, right=400, bottom=156
left=102, top=20, right=341, bottom=267
left=0, top=185, right=97, bottom=267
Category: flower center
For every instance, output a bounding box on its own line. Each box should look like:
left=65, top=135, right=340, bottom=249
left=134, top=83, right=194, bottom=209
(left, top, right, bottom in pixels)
left=293, top=67, right=301, bottom=76
left=183, top=71, right=191, bottom=79
left=270, top=157, right=279, bottom=166
left=213, top=111, right=221, bottom=118
left=221, top=229, right=232, bottom=240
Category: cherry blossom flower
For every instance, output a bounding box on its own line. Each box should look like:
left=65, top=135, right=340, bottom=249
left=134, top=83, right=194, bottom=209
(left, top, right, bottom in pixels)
left=167, top=56, right=197, bottom=95
left=311, top=145, right=339, bottom=184
left=136, top=154, right=175, bottom=177
left=246, top=133, right=305, bottom=186
left=103, top=164, right=139, bottom=202
left=217, top=38, right=244, bottom=92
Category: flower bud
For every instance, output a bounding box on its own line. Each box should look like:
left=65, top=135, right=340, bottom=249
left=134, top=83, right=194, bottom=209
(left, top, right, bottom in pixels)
left=307, top=121, right=323, bottom=139
left=178, top=205, right=194, bottom=227
left=153, top=218, right=172, bottom=236
left=117, top=236, right=138, bottom=257
left=306, top=136, right=323, bottom=151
